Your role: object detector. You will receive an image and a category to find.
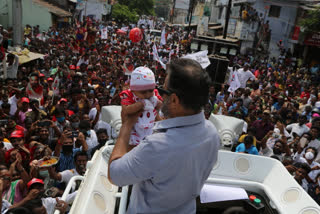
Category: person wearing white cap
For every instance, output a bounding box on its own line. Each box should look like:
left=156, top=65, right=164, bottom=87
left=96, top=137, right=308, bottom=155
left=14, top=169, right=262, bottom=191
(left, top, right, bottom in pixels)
left=119, top=66, right=162, bottom=146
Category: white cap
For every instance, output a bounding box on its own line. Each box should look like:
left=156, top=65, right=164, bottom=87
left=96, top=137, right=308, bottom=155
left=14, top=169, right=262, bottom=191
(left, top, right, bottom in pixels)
left=130, top=67, right=155, bottom=91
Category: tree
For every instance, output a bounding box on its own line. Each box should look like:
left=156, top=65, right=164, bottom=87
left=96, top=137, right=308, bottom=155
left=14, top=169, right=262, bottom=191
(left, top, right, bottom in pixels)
left=118, top=0, right=155, bottom=16
left=300, top=7, right=320, bottom=33
left=111, top=4, right=139, bottom=23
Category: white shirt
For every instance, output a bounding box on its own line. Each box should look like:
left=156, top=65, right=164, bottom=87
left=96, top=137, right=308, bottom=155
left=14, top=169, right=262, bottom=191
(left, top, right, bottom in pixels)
left=88, top=107, right=117, bottom=139
left=293, top=153, right=320, bottom=182
left=237, top=68, right=256, bottom=88
left=286, top=123, right=310, bottom=137
left=2, top=142, right=13, bottom=152
left=60, top=168, right=79, bottom=184
left=308, top=139, right=320, bottom=151
left=42, top=191, right=77, bottom=214
left=86, top=130, right=98, bottom=155
left=1, top=200, right=11, bottom=214
left=8, top=95, right=18, bottom=116
left=7, top=55, right=19, bottom=79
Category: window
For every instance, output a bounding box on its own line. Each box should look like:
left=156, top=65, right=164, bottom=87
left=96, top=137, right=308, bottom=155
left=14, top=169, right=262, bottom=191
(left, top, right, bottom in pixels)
left=268, top=5, right=281, bottom=18
left=218, top=7, right=223, bottom=19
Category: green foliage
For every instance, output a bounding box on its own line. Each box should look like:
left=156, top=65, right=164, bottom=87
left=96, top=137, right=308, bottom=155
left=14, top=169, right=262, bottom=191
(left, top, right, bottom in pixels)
left=117, top=0, right=155, bottom=16
left=111, top=4, right=139, bottom=23
left=300, top=7, right=320, bottom=33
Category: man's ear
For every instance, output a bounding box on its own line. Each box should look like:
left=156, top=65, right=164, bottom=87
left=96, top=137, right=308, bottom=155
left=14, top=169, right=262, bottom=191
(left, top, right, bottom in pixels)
left=170, top=93, right=180, bottom=107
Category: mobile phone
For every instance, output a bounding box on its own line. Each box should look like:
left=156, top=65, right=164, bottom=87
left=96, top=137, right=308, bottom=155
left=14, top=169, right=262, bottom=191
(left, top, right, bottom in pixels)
left=72, top=131, right=79, bottom=138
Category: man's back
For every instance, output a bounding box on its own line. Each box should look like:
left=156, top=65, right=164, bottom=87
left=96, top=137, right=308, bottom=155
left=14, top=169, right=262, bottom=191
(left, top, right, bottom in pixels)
left=110, top=113, right=220, bottom=214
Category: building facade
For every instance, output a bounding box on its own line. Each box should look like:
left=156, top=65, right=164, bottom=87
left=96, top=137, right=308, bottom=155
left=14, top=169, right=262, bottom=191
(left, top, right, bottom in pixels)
left=210, top=0, right=299, bottom=58
left=0, top=0, right=71, bottom=31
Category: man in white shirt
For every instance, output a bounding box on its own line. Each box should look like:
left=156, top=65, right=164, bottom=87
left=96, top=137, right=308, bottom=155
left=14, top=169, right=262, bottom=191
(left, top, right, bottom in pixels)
left=88, top=96, right=117, bottom=139
left=286, top=115, right=310, bottom=139
left=6, top=54, right=19, bottom=79
left=237, top=64, right=256, bottom=88
left=8, top=95, right=18, bottom=116
left=78, top=120, right=98, bottom=156
left=307, top=126, right=320, bottom=152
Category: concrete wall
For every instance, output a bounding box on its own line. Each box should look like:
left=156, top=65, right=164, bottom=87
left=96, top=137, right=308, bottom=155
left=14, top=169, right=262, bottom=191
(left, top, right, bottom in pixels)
left=0, top=0, right=52, bottom=32
left=0, top=0, right=11, bottom=29
left=253, top=0, right=298, bottom=57
left=22, top=0, right=53, bottom=31
left=210, top=0, right=298, bottom=57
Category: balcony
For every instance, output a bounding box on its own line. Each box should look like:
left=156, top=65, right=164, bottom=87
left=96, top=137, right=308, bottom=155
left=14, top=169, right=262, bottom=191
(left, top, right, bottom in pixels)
left=233, top=0, right=256, bottom=4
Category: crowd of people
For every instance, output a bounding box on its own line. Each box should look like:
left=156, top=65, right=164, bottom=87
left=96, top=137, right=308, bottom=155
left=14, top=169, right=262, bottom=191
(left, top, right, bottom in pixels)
left=0, top=13, right=319, bottom=213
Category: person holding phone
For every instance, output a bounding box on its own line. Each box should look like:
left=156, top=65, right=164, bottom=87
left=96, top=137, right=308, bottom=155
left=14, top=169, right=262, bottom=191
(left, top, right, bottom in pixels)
left=25, top=99, right=47, bottom=123
left=54, top=129, right=88, bottom=172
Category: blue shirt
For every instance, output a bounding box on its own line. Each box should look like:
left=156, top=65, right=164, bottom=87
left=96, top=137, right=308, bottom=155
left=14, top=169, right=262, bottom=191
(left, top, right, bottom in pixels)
left=228, top=104, right=248, bottom=116
left=235, top=143, right=259, bottom=155
left=57, top=148, right=81, bottom=172
left=110, top=112, right=220, bottom=214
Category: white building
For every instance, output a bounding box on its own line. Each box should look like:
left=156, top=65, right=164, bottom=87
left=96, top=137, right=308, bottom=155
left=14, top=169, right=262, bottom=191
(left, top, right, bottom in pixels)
left=210, top=0, right=299, bottom=58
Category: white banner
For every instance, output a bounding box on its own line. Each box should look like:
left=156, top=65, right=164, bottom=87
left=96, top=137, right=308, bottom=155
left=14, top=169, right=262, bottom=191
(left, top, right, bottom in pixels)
left=120, top=27, right=129, bottom=32
left=228, top=70, right=241, bottom=93
left=152, top=44, right=166, bottom=70
left=160, top=28, right=166, bottom=46
left=52, top=75, right=60, bottom=95
left=182, top=50, right=210, bottom=69
left=101, top=27, right=108, bottom=40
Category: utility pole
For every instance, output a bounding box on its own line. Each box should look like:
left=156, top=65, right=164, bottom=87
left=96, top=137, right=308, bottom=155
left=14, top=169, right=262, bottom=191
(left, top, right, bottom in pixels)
left=12, top=0, right=23, bottom=46
left=186, top=0, right=196, bottom=39
left=84, top=0, right=88, bottom=18
left=223, top=0, right=232, bottom=39
left=171, top=0, right=176, bottom=23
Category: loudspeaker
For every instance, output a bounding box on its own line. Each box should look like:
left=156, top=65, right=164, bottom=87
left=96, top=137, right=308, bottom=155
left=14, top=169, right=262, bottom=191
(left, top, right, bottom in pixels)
left=206, top=56, right=229, bottom=86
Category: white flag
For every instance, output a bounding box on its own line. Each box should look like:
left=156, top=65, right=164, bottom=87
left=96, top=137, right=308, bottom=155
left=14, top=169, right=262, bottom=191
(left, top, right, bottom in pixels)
left=152, top=44, right=166, bottom=69
left=152, top=44, right=160, bottom=61
left=169, top=49, right=175, bottom=61
left=182, top=50, right=211, bottom=69
left=101, top=27, right=108, bottom=40
left=52, top=75, right=60, bottom=95
left=160, top=28, right=166, bottom=46
left=120, top=27, right=129, bottom=32
left=228, top=70, right=241, bottom=93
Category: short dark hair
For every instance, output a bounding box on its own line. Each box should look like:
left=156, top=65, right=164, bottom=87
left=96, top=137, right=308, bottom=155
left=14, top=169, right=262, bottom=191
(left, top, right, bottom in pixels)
left=79, top=120, right=91, bottom=130
left=29, top=72, right=39, bottom=78
left=74, top=151, right=88, bottom=162
left=1, top=103, right=10, bottom=109
left=167, top=58, right=211, bottom=112
left=21, top=199, right=43, bottom=213
left=311, top=125, right=320, bottom=131
left=244, top=135, right=254, bottom=145
left=96, top=128, right=108, bottom=137
left=299, top=162, right=311, bottom=174
left=54, top=106, right=65, bottom=116
left=312, top=117, right=320, bottom=125
left=5, top=207, right=32, bottom=214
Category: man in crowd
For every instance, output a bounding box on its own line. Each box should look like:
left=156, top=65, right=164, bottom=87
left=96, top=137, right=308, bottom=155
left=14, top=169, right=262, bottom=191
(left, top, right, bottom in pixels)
left=108, top=59, right=220, bottom=213
left=0, top=13, right=320, bottom=211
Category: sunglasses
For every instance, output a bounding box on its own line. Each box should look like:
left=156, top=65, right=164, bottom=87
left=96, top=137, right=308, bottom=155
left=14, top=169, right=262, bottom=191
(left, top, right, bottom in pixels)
left=157, top=86, right=174, bottom=96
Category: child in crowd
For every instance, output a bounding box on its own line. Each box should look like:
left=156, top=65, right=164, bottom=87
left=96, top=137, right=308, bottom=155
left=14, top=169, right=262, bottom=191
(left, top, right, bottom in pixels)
left=119, top=67, right=162, bottom=146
